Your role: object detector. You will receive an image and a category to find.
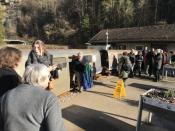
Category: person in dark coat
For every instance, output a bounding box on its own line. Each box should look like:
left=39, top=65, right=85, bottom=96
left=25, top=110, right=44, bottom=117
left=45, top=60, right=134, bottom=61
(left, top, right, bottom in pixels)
left=74, top=52, right=85, bottom=92
left=171, top=52, right=175, bottom=64
left=0, top=47, right=22, bottom=97
left=92, top=62, right=97, bottom=80
left=25, top=40, right=53, bottom=67
left=112, top=55, right=118, bottom=76
left=129, top=49, right=136, bottom=77
left=134, top=51, right=143, bottom=77
left=118, top=52, right=132, bottom=86
left=69, top=55, right=77, bottom=89
left=0, top=64, right=66, bottom=131
left=142, top=46, right=148, bottom=73
left=146, top=48, right=155, bottom=77
left=154, top=49, right=163, bottom=82
left=25, top=40, right=57, bottom=90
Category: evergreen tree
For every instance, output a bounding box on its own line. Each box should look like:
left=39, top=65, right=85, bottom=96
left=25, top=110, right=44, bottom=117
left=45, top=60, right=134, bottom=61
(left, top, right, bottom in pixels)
left=0, top=6, right=4, bottom=44
left=15, top=0, right=175, bottom=46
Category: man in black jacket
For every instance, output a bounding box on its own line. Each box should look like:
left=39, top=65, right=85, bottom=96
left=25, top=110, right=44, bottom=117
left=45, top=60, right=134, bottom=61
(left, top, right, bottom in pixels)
left=73, top=52, right=84, bottom=92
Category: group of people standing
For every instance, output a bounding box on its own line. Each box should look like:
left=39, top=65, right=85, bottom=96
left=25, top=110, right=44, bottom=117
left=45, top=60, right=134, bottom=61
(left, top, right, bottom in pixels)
left=69, top=53, right=94, bottom=92
left=117, top=47, right=175, bottom=85
left=137, top=47, right=174, bottom=82
left=0, top=40, right=66, bottom=131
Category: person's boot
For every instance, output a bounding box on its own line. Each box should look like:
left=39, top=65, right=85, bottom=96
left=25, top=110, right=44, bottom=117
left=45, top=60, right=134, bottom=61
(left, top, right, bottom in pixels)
left=139, top=72, right=141, bottom=77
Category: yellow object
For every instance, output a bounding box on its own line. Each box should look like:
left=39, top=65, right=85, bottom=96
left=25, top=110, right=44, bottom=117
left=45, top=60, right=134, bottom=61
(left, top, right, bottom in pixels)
left=114, top=79, right=126, bottom=99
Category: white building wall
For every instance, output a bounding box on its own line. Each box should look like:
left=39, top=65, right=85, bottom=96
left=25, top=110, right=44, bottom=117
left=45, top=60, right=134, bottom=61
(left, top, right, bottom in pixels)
left=127, top=43, right=151, bottom=50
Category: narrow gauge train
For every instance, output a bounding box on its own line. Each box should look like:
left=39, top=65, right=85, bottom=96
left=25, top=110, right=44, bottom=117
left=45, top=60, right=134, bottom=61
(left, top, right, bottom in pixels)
left=16, top=49, right=131, bottom=96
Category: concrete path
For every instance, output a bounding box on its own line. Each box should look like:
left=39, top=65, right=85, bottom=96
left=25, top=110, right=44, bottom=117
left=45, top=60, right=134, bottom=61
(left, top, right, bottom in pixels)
left=60, top=76, right=174, bottom=131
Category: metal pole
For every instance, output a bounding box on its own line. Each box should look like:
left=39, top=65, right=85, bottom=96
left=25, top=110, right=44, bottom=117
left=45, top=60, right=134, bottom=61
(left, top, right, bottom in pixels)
left=136, top=96, right=143, bottom=131
left=106, top=29, right=109, bottom=50
left=147, top=112, right=152, bottom=124
left=154, top=0, right=159, bottom=24
left=162, top=65, right=164, bottom=80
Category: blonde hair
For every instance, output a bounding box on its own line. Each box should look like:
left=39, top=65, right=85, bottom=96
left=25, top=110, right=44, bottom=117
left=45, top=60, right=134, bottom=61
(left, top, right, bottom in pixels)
left=0, top=47, right=22, bottom=68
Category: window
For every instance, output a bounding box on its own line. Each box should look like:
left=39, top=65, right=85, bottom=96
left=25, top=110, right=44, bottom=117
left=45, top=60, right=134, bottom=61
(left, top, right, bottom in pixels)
left=119, top=45, right=126, bottom=50
left=136, top=45, right=144, bottom=51
left=111, top=44, right=126, bottom=50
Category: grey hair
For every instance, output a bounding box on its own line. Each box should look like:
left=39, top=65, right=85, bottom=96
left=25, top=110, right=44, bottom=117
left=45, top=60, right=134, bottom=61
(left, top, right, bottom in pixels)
left=23, top=64, right=49, bottom=88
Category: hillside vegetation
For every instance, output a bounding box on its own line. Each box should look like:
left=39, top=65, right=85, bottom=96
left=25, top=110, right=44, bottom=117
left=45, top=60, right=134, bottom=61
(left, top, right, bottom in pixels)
left=5, top=0, right=175, bottom=47
left=0, top=6, right=4, bottom=45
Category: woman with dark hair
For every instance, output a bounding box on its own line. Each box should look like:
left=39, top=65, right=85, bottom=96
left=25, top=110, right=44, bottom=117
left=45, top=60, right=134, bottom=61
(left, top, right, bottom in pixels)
left=25, top=40, right=58, bottom=90
left=0, top=47, right=22, bottom=97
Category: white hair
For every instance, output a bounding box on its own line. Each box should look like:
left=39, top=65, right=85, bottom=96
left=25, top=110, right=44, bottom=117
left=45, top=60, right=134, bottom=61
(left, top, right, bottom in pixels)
left=156, top=49, right=161, bottom=53
left=23, top=64, right=50, bottom=88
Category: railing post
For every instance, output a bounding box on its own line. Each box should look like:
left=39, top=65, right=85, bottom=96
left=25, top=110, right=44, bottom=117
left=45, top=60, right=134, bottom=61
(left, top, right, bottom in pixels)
left=136, top=95, right=143, bottom=131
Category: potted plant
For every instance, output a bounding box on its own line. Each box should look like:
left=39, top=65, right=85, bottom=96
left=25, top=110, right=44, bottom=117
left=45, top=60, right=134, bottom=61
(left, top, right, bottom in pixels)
left=136, top=89, right=175, bottom=131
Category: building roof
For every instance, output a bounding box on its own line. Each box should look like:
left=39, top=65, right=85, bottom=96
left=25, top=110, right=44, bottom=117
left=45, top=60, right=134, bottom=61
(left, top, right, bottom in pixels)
left=88, top=24, right=175, bottom=43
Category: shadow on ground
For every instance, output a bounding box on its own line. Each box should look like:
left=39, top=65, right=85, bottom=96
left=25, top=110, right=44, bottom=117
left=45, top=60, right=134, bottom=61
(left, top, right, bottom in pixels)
left=86, top=90, right=114, bottom=98
left=62, top=105, right=135, bottom=131
left=128, top=83, right=167, bottom=91
left=86, top=90, right=139, bottom=107
left=93, top=81, right=115, bottom=89
left=134, top=75, right=154, bottom=81
left=123, top=99, right=139, bottom=107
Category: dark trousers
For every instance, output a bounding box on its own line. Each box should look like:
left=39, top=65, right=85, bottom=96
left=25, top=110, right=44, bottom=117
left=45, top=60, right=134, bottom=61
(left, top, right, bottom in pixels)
left=148, top=64, right=154, bottom=76
left=155, top=69, right=161, bottom=82
left=123, top=78, right=128, bottom=87
left=134, top=63, right=142, bottom=77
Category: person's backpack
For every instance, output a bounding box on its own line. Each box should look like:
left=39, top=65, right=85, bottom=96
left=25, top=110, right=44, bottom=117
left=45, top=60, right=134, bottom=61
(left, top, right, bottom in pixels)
left=122, top=57, right=131, bottom=71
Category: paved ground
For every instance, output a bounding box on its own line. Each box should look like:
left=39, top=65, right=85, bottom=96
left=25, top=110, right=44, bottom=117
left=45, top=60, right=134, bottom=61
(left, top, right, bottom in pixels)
left=59, top=75, right=175, bottom=131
